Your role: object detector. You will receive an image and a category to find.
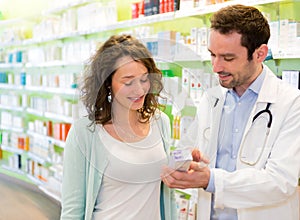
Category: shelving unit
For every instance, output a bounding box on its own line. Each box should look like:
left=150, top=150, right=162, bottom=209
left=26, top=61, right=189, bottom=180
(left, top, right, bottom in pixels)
left=0, top=0, right=299, bottom=205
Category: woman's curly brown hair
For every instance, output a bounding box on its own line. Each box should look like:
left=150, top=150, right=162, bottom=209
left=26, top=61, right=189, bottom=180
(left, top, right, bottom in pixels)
left=80, top=34, right=164, bottom=125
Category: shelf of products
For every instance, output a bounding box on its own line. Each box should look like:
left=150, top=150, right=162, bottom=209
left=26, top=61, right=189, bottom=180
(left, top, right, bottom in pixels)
left=0, top=0, right=299, bottom=211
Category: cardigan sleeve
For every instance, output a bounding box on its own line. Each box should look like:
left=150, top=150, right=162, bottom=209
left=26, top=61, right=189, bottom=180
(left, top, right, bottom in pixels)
left=60, top=122, right=87, bottom=220
left=157, top=112, right=178, bottom=220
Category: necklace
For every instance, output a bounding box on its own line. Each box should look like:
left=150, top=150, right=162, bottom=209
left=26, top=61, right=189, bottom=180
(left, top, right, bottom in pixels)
left=111, top=118, right=140, bottom=140
left=114, top=124, right=138, bottom=140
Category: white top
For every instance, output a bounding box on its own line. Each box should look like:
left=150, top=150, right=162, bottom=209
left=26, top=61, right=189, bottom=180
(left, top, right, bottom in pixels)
left=92, top=119, right=167, bottom=220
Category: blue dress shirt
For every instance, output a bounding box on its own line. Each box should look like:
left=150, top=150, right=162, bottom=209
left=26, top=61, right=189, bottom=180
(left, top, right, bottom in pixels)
left=206, top=69, right=266, bottom=220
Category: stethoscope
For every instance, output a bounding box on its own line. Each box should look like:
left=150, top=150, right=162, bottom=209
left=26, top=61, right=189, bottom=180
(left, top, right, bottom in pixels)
left=239, top=102, right=273, bottom=166
left=252, top=102, right=272, bottom=130
left=202, top=101, right=273, bottom=166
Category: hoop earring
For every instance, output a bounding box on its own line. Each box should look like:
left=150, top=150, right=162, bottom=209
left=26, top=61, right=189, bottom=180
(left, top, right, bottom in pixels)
left=107, top=90, right=112, bottom=103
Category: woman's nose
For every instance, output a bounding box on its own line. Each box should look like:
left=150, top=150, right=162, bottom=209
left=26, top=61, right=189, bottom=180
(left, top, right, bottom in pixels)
left=133, top=82, right=147, bottom=95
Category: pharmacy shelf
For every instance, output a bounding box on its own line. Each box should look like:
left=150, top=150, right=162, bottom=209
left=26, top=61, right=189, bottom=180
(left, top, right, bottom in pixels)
left=25, top=60, right=85, bottom=68
left=1, top=145, right=23, bottom=155
left=272, top=52, right=300, bottom=59
left=26, top=173, right=45, bottom=185
left=1, top=145, right=51, bottom=166
left=0, top=83, right=24, bottom=91
left=38, top=176, right=62, bottom=202
left=0, top=124, right=24, bottom=133
left=0, top=63, right=23, bottom=69
left=0, top=104, right=24, bottom=112
left=27, top=130, right=66, bottom=149
left=27, top=152, right=50, bottom=165
left=25, top=85, right=78, bottom=96
left=44, top=112, right=74, bottom=124
left=176, top=0, right=283, bottom=18
left=27, top=108, right=74, bottom=124
left=0, top=79, right=78, bottom=99
left=0, top=0, right=283, bottom=49
left=42, top=0, right=99, bottom=15
left=0, top=17, right=25, bottom=27
left=26, top=108, right=44, bottom=117
left=1, top=164, right=25, bottom=175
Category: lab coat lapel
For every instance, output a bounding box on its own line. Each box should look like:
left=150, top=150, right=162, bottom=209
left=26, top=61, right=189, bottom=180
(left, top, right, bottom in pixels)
left=237, top=65, right=278, bottom=168
left=206, top=86, right=226, bottom=165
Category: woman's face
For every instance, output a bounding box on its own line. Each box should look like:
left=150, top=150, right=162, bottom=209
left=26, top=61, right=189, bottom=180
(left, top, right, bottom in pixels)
left=111, top=56, right=150, bottom=112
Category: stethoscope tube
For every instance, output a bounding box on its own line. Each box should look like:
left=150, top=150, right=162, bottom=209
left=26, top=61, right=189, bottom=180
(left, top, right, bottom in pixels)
left=252, top=102, right=272, bottom=128
left=239, top=102, right=272, bottom=166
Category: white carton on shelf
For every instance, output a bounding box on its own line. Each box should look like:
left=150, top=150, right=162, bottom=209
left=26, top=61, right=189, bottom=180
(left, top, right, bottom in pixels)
left=279, top=19, right=289, bottom=52
left=269, top=21, right=279, bottom=54
left=290, top=70, right=300, bottom=89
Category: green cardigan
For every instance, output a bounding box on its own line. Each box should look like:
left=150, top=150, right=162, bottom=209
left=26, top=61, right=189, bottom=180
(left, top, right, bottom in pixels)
left=60, top=112, right=177, bottom=220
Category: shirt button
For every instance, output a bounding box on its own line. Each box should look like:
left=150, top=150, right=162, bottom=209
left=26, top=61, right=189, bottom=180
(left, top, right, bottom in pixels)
left=232, top=155, right=237, bottom=159
left=234, top=128, right=239, bottom=132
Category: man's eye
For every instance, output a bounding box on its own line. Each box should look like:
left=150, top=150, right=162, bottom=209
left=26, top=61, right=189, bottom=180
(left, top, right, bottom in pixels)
left=224, top=57, right=234, bottom=62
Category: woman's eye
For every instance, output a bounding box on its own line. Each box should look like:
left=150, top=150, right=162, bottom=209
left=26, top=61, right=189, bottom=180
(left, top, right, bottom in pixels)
left=141, top=74, right=149, bottom=82
left=124, top=81, right=132, bottom=86
left=124, top=75, right=149, bottom=86
left=141, top=78, right=149, bottom=83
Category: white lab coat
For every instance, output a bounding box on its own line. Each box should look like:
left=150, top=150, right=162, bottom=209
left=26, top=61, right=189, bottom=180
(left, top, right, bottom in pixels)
left=183, top=65, right=300, bottom=220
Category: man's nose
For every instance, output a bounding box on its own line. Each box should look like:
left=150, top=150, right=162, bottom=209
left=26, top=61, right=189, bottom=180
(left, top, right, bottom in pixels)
left=212, top=57, right=224, bottom=73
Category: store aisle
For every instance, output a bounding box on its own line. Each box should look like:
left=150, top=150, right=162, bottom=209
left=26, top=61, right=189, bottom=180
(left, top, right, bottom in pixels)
left=0, top=173, right=61, bottom=220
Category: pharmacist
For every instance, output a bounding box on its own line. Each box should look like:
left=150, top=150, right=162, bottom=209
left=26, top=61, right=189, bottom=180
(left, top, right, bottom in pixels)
left=161, top=4, right=300, bottom=220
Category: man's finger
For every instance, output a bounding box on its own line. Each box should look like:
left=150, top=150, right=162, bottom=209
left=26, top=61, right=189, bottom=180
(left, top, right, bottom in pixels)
left=190, top=161, right=208, bottom=171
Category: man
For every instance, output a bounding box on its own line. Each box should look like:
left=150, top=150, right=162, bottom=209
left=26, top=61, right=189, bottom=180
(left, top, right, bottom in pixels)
left=161, top=4, right=300, bottom=220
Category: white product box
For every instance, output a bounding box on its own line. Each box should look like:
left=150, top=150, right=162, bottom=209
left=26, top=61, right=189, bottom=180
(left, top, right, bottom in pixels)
left=279, top=19, right=290, bottom=52
left=281, top=70, right=291, bottom=84
left=282, top=70, right=300, bottom=89
left=269, top=21, right=279, bottom=54
left=179, top=0, right=196, bottom=11
left=169, top=148, right=192, bottom=172
left=157, top=31, right=179, bottom=61
left=290, top=70, right=300, bottom=89
left=162, top=75, right=181, bottom=103
left=181, top=68, right=190, bottom=97
left=287, top=22, right=300, bottom=54
left=196, top=27, right=209, bottom=58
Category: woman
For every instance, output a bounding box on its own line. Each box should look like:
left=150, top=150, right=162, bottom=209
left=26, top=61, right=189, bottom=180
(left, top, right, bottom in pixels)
left=60, top=34, right=176, bottom=220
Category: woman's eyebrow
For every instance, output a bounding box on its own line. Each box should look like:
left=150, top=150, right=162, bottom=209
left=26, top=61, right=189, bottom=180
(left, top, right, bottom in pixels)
left=121, top=72, right=148, bottom=80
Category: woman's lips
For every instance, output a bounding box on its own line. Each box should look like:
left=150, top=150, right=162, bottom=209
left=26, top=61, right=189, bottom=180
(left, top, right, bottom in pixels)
left=129, top=95, right=144, bottom=103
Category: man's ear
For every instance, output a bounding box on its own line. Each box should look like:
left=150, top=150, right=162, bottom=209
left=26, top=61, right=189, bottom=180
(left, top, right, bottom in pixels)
left=255, top=44, right=268, bottom=62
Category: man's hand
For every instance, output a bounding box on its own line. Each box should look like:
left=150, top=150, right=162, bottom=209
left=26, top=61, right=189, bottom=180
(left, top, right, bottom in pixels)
left=161, top=161, right=210, bottom=189
left=192, top=148, right=210, bottom=163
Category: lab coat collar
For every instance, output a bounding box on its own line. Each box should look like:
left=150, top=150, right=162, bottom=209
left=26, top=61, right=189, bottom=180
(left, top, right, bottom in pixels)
left=206, top=86, right=227, bottom=108
left=256, top=64, right=278, bottom=104
left=208, top=64, right=278, bottom=106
